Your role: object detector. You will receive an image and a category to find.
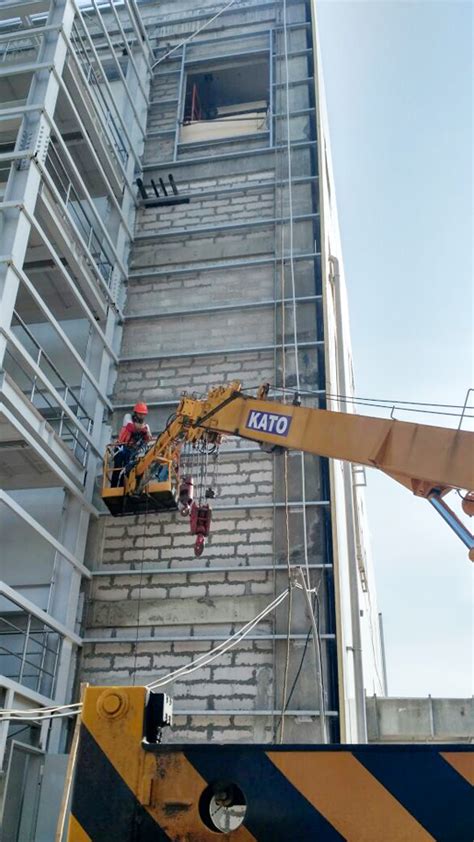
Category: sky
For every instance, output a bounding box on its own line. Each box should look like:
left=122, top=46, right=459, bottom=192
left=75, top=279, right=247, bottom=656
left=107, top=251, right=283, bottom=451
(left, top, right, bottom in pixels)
left=316, top=0, right=473, bottom=697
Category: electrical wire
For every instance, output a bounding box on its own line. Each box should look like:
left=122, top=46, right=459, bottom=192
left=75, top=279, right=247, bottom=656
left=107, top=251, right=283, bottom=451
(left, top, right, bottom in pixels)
left=145, top=588, right=290, bottom=690
left=0, top=709, right=81, bottom=723
left=151, top=0, right=240, bottom=70
left=243, top=383, right=474, bottom=419
left=276, top=593, right=315, bottom=727
left=312, top=590, right=327, bottom=739
left=146, top=589, right=289, bottom=689
left=0, top=702, right=82, bottom=715
left=327, top=396, right=474, bottom=420
left=328, top=394, right=474, bottom=410
left=246, top=382, right=473, bottom=409
left=0, top=591, right=288, bottom=721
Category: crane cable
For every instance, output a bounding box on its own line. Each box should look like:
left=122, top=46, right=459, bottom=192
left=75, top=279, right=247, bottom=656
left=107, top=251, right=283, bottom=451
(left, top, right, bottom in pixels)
left=151, top=0, right=240, bottom=71
left=255, top=384, right=474, bottom=419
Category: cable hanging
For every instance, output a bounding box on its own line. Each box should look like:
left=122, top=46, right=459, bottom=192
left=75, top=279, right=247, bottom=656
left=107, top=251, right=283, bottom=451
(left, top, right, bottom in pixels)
left=0, top=589, right=292, bottom=723
left=243, top=383, right=474, bottom=420
left=151, top=0, right=240, bottom=70
left=145, top=587, right=290, bottom=690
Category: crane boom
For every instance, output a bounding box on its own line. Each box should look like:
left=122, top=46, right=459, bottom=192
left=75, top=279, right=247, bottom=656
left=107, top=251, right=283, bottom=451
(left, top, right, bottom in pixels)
left=103, top=382, right=474, bottom=557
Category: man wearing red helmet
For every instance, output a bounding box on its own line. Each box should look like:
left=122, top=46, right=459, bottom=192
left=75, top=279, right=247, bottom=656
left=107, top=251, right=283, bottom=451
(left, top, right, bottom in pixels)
left=111, top=401, right=152, bottom=487
left=118, top=402, right=152, bottom=447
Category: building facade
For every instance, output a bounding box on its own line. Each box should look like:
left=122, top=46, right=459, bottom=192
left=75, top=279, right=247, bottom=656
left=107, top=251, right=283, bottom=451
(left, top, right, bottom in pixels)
left=0, top=0, right=386, bottom=837
left=81, top=0, right=385, bottom=743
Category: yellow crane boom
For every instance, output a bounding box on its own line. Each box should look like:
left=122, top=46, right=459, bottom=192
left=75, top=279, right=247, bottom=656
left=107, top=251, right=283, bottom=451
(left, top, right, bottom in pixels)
left=102, top=382, right=474, bottom=558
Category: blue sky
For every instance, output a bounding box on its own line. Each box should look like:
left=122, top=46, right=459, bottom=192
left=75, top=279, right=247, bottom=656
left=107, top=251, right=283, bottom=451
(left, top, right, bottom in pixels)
left=316, top=0, right=473, bottom=696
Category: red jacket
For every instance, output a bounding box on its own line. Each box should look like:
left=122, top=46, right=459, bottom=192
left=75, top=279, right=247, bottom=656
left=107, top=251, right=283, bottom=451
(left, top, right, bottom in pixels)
left=117, top=421, right=152, bottom=446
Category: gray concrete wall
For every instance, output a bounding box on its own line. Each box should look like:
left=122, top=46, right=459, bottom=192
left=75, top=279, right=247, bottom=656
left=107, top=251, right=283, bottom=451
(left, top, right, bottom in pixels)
left=80, top=0, right=339, bottom=744
left=366, top=696, right=474, bottom=743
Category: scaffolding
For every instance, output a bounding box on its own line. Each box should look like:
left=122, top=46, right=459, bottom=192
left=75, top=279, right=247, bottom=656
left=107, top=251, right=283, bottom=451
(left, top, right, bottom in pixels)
left=0, top=0, right=151, bottom=830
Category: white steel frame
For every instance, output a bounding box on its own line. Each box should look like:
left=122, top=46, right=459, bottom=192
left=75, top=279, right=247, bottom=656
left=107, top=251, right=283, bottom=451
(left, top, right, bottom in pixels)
left=0, top=0, right=151, bottom=776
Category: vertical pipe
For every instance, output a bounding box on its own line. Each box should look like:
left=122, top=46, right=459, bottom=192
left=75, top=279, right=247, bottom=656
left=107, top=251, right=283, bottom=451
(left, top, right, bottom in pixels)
left=0, top=688, right=14, bottom=770
left=378, top=612, right=388, bottom=695
left=19, top=614, right=31, bottom=684
left=329, top=255, right=367, bottom=741
left=174, top=45, right=186, bottom=162
left=106, top=0, right=149, bottom=104
left=269, top=28, right=274, bottom=148
left=51, top=636, right=62, bottom=697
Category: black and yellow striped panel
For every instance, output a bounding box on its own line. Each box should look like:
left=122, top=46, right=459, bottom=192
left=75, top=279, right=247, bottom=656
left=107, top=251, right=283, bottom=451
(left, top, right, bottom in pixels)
left=68, top=687, right=474, bottom=842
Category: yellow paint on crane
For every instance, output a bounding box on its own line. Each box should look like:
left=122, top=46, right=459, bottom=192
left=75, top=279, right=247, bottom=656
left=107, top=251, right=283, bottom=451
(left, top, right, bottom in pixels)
left=67, top=815, right=91, bottom=842
left=441, top=751, right=474, bottom=786
left=267, top=750, right=435, bottom=842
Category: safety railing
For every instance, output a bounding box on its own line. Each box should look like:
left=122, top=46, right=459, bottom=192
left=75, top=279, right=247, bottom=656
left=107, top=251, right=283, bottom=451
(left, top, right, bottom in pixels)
left=44, top=138, right=115, bottom=286
left=0, top=154, right=13, bottom=184
left=102, top=443, right=173, bottom=491
left=0, top=595, right=62, bottom=698
left=69, top=20, right=129, bottom=166
left=6, top=316, right=94, bottom=466
left=0, top=27, right=45, bottom=68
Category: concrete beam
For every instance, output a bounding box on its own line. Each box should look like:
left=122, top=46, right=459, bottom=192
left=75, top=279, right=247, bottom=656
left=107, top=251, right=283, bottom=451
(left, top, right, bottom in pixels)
left=90, top=594, right=272, bottom=628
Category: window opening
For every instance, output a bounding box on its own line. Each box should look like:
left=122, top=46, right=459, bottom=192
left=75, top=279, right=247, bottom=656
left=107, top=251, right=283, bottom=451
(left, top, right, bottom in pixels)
left=181, top=57, right=269, bottom=144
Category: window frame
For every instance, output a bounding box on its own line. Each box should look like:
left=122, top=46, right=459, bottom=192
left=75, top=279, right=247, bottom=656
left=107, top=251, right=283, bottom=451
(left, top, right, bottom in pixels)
left=173, top=38, right=273, bottom=158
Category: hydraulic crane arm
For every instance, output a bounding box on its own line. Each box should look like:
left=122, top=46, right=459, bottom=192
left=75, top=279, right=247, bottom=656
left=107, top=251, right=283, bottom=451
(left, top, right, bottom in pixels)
left=133, top=383, right=472, bottom=497
left=192, top=387, right=472, bottom=497
left=115, top=382, right=474, bottom=557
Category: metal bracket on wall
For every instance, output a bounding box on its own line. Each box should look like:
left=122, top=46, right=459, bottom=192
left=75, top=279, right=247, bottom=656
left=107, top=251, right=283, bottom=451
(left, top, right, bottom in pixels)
left=136, top=174, right=190, bottom=208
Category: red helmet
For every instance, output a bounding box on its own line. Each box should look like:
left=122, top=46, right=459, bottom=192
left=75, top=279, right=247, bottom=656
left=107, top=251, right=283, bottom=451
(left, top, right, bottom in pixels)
left=133, top=402, right=148, bottom=415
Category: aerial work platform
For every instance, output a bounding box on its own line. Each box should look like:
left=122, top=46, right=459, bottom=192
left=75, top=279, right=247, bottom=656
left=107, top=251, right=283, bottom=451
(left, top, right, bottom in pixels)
left=100, top=382, right=474, bottom=557
left=101, top=445, right=177, bottom=516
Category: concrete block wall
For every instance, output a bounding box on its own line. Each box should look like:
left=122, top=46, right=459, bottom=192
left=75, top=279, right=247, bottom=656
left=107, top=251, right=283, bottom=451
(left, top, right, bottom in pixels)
left=81, top=0, right=338, bottom=744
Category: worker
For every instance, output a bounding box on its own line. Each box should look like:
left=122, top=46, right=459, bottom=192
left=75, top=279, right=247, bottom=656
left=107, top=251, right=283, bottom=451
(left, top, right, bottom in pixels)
left=111, top=402, right=152, bottom=487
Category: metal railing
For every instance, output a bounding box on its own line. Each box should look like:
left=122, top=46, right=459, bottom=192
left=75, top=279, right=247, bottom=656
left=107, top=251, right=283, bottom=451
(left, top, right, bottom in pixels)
left=44, top=138, right=115, bottom=286
left=102, top=443, right=174, bottom=490
left=0, top=28, right=44, bottom=67
left=6, top=315, right=94, bottom=465
left=0, top=597, right=62, bottom=698
left=69, top=20, right=128, bottom=165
